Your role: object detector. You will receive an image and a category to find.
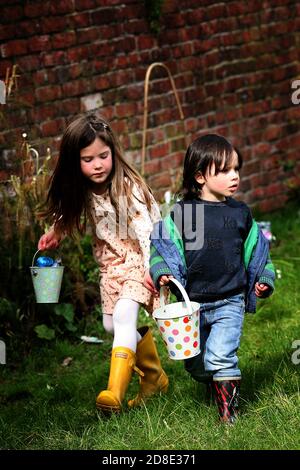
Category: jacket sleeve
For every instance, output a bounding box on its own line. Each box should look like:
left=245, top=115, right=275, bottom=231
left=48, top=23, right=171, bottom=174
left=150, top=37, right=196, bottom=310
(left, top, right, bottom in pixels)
left=149, top=244, right=173, bottom=289
left=258, top=252, right=275, bottom=297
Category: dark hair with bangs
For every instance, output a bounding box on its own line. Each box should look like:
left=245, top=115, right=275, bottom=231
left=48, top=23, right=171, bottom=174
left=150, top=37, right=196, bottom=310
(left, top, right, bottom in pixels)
left=182, top=134, right=243, bottom=200
left=39, top=113, right=153, bottom=236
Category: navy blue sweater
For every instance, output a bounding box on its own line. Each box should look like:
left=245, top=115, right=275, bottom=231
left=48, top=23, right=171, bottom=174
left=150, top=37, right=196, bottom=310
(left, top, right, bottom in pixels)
left=172, top=198, right=253, bottom=302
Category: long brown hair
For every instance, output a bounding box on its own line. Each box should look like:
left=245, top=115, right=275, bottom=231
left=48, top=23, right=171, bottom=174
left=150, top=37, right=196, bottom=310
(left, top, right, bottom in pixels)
left=40, top=113, right=154, bottom=236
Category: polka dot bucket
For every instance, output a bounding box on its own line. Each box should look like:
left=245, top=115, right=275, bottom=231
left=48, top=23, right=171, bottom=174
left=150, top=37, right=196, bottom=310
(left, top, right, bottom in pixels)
left=30, top=250, right=64, bottom=303
left=153, top=278, right=200, bottom=360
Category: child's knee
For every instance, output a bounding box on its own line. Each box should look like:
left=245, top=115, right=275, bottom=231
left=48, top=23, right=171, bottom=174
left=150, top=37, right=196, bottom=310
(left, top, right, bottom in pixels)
left=102, top=315, right=114, bottom=335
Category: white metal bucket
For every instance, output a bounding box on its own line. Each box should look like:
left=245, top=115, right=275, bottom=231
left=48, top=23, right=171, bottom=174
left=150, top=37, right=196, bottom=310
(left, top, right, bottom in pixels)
left=153, top=278, right=200, bottom=360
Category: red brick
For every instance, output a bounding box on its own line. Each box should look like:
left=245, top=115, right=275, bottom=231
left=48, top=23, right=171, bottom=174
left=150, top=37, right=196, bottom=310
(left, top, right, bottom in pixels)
left=258, top=197, right=286, bottom=213
left=28, top=35, right=51, bottom=53
left=164, top=12, right=186, bottom=28
left=19, top=91, right=36, bottom=106
left=74, top=0, right=96, bottom=10
left=251, top=187, right=265, bottom=200
left=112, top=119, right=127, bottom=134
left=148, top=172, right=172, bottom=190
left=59, top=98, right=80, bottom=116
left=144, top=159, right=161, bottom=176
left=49, top=0, right=74, bottom=15
left=186, top=9, right=204, bottom=24
left=137, top=36, right=157, bottom=50
left=149, top=142, right=171, bottom=159
left=24, top=2, right=50, bottom=17
left=42, top=51, right=66, bottom=67
left=76, top=27, right=100, bottom=44
left=41, top=16, right=69, bottom=34
left=36, top=85, right=62, bottom=103
left=263, top=126, right=282, bottom=141
left=170, top=136, right=186, bottom=153
left=1, top=39, right=28, bottom=57
left=90, top=42, right=115, bottom=57
left=126, top=19, right=147, bottom=34
left=114, top=37, right=136, bottom=54
left=160, top=152, right=184, bottom=171
left=62, top=80, right=87, bottom=97
left=1, top=5, right=23, bottom=23
left=17, top=55, right=40, bottom=72
left=0, top=24, right=17, bottom=41
left=41, top=118, right=65, bottom=137
left=115, top=102, right=137, bottom=118
left=32, top=103, right=60, bottom=121
left=0, top=60, right=12, bottom=76
left=250, top=174, right=265, bottom=188
left=52, top=32, right=76, bottom=50
left=91, top=8, right=116, bottom=25
left=69, top=12, right=91, bottom=28
left=92, top=75, right=110, bottom=90
left=162, top=0, right=178, bottom=13
left=30, top=71, right=54, bottom=93
left=66, top=45, right=90, bottom=62
left=125, top=85, right=143, bottom=101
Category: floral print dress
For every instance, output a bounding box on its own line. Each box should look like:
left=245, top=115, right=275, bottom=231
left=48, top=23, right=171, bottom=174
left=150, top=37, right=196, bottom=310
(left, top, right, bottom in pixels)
left=88, top=184, right=161, bottom=314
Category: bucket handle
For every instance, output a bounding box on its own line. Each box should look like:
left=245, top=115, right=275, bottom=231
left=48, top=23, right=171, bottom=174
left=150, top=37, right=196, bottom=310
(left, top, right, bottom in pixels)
left=160, top=278, right=194, bottom=317
left=31, top=249, right=61, bottom=267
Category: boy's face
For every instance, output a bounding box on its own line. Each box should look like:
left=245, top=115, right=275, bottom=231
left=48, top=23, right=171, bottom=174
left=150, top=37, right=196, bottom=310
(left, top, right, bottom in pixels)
left=195, top=151, right=240, bottom=202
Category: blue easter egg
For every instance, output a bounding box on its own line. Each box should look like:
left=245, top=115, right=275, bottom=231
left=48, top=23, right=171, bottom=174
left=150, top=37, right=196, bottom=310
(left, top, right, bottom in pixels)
left=36, top=256, right=54, bottom=267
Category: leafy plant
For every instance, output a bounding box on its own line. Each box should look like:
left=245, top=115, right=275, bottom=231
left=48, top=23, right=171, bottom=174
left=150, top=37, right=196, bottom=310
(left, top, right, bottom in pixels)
left=34, top=324, right=55, bottom=341
left=144, top=0, right=165, bottom=34
left=0, top=135, right=100, bottom=348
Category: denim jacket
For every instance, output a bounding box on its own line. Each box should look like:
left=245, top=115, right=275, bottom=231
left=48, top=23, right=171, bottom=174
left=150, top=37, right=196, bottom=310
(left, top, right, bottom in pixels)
left=150, top=215, right=275, bottom=313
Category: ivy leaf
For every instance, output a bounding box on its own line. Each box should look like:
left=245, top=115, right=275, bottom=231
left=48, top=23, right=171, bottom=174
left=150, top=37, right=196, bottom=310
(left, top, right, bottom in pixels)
left=54, top=303, right=74, bottom=323
left=34, top=324, right=55, bottom=340
left=65, top=323, right=77, bottom=332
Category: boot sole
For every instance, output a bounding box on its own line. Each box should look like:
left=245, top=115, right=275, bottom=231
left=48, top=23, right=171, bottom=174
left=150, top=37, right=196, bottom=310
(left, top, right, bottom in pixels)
left=96, top=402, right=122, bottom=415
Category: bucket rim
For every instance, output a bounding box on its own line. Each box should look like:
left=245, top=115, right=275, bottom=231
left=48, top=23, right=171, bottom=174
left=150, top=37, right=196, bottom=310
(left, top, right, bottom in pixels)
left=30, top=266, right=64, bottom=270
left=153, top=302, right=200, bottom=320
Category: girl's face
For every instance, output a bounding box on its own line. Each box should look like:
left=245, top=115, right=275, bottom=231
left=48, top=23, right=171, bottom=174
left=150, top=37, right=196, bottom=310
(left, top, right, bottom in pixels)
left=195, top=151, right=240, bottom=202
left=80, top=137, right=113, bottom=193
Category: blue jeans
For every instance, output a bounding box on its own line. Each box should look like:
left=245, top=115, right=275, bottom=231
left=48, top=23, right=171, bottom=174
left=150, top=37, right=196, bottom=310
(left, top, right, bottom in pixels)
left=184, top=293, right=245, bottom=381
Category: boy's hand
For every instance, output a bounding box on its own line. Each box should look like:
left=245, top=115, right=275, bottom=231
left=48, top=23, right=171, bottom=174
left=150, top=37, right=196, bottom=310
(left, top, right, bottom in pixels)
left=159, top=275, right=174, bottom=287
left=143, top=270, right=159, bottom=295
left=255, top=282, right=269, bottom=297
left=38, top=229, right=61, bottom=250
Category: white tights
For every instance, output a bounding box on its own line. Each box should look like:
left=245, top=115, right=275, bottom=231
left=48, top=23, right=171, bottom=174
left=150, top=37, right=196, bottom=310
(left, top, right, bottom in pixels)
left=102, top=298, right=142, bottom=352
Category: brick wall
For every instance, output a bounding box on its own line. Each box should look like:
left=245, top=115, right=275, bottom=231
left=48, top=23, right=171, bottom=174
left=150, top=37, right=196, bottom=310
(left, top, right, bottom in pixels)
left=1, top=0, right=300, bottom=210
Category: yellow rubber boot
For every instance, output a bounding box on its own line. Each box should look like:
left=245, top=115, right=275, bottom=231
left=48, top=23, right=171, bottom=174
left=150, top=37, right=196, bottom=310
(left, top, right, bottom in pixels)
left=96, top=346, right=137, bottom=414
left=128, top=327, right=169, bottom=408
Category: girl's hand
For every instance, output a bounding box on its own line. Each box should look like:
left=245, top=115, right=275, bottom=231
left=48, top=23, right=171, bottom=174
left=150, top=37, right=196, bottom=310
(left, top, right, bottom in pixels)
left=143, top=270, right=159, bottom=295
left=38, top=229, right=61, bottom=250
left=159, top=275, right=174, bottom=287
left=255, top=282, right=269, bottom=297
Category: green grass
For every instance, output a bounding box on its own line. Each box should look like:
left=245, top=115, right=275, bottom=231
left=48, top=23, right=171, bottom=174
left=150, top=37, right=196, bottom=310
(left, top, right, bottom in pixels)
left=1, top=203, right=300, bottom=450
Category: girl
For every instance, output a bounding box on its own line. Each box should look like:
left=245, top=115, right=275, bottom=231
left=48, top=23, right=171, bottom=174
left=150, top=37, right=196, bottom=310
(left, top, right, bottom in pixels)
left=38, top=113, right=169, bottom=414
left=150, top=134, right=275, bottom=424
